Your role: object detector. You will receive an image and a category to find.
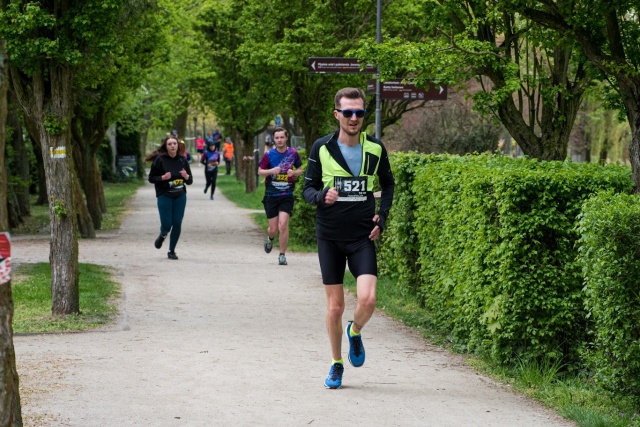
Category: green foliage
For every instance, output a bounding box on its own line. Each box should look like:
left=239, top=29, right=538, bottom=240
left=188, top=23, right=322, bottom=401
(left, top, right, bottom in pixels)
left=284, top=150, right=316, bottom=248
left=383, top=153, right=633, bottom=367
left=357, top=1, right=592, bottom=161
left=377, top=152, right=444, bottom=299
left=577, top=192, right=640, bottom=403
left=43, top=114, right=68, bottom=136
left=12, top=262, right=119, bottom=333
left=516, top=357, right=564, bottom=389
left=50, top=196, right=69, bottom=220
left=98, top=137, right=117, bottom=182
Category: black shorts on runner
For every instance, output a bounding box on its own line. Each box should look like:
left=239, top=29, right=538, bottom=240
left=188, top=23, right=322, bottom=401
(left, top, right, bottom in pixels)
left=262, top=194, right=294, bottom=219
left=317, top=237, right=377, bottom=284
left=197, top=148, right=204, bottom=154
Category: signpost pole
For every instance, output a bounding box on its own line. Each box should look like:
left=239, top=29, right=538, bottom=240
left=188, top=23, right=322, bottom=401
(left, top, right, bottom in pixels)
left=375, top=0, right=382, bottom=140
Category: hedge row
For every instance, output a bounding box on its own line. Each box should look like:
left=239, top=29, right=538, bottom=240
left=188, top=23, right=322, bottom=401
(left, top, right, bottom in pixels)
left=578, top=192, right=640, bottom=399
left=291, top=150, right=640, bottom=401
left=382, top=153, right=633, bottom=368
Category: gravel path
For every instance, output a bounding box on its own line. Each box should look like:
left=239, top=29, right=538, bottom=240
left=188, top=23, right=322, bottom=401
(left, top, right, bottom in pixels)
left=12, top=173, right=574, bottom=426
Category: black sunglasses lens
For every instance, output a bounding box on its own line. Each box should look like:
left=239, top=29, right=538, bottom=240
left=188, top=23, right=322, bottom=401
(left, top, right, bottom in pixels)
left=341, top=110, right=365, bottom=118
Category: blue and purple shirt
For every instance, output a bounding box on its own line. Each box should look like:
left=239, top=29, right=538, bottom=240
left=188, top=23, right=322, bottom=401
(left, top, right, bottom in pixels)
left=259, top=147, right=302, bottom=197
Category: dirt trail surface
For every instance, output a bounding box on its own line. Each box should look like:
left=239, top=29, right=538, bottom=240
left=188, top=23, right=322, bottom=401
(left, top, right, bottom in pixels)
left=12, top=174, right=574, bottom=427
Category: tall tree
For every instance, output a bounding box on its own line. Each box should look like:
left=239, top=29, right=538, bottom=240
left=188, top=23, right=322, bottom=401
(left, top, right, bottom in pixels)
left=6, top=91, right=30, bottom=229
left=71, top=1, right=168, bottom=229
left=360, top=0, right=591, bottom=160
left=0, top=20, right=23, bottom=426
left=0, top=0, right=154, bottom=314
left=200, top=0, right=277, bottom=192
left=516, top=0, right=640, bottom=191
left=236, top=0, right=396, bottom=152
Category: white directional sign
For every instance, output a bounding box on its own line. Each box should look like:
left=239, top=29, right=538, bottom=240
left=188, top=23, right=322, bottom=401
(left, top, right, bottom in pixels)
left=367, top=79, right=448, bottom=100
left=309, top=57, right=377, bottom=74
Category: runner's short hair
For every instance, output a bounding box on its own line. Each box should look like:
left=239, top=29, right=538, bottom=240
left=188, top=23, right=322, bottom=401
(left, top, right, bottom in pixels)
left=334, top=87, right=366, bottom=109
left=273, top=126, right=288, bottom=138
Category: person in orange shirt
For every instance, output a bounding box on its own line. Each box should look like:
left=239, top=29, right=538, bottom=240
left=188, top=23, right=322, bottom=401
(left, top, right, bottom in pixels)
left=222, top=137, right=234, bottom=175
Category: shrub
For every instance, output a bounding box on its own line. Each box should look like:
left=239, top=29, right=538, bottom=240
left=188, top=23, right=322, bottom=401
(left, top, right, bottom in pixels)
left=405, top=154, right=632, bottom=365
left=578, top=192, right=640, bottom=402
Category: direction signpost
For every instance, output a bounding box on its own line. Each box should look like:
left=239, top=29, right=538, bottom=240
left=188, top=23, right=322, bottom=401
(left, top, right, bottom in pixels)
left=308, top=54, right=450, bottom=138
left=366, top=79, right=448, bottom=100
left=308, top=57, right=377, bottom=74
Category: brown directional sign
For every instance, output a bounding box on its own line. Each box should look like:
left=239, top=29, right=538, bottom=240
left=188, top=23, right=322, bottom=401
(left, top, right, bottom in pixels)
left=308, top=57, right=377, bottom=74
left=367, top=79, right=448, bottom=100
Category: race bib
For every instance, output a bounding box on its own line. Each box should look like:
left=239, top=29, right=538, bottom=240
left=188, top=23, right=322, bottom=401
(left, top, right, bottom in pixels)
left=275, top=173, right=289, bottom=182
left=335, top=176, right=367, bottom=202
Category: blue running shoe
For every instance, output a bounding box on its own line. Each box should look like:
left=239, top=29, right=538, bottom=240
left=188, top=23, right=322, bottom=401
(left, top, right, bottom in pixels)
left=345, top=321, right=365, bottom=367
left=324, top=362, right=344, bottom=389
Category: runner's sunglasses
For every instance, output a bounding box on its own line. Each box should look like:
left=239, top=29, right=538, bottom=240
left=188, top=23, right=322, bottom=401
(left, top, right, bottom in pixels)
left=335, top=109, right=366, bottom=119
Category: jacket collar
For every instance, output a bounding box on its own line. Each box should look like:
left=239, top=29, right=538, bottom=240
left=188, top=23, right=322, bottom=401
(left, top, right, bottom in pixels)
left=326, top=130, right=367, bottom=174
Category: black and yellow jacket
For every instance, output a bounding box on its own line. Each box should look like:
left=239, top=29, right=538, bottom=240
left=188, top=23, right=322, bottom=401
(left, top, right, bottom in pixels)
left=303, top=130, right=395, bottom=241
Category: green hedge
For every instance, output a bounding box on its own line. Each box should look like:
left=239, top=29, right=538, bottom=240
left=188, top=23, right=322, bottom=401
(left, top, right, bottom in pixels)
left=288, top=150, right=318, bottom=248
left=390, top=153, right=633, bottom=366
left=578, top=192, right=640, bottom=401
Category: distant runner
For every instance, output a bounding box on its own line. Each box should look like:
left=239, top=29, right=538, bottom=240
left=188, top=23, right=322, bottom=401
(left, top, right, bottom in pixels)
left=258, top=126, right=303, bottom=266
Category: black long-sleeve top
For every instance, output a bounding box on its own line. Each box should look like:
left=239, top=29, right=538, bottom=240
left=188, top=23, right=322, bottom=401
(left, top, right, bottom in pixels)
left=148, top=154, right=193, bottom=198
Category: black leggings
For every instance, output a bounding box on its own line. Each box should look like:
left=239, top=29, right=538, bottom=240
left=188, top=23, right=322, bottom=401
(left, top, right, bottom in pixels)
left=205, top=168, right=218, bottom=195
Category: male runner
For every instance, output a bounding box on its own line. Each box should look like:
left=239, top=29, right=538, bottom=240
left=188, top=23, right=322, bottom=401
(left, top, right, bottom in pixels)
left=303, top=87, right=395, bottom=389
left=258, top=127, right=303, bottom=266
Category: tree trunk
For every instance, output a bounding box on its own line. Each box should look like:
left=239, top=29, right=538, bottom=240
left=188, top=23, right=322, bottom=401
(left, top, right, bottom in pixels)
left=172, top=109, right=188, bottom=140
left=239, top=131, right=256, bottom=193
left=72, top=163, right=95, bottom=238
left=628, top=114, right=640, bottom=194
left=0, top=284, right=22, bottom=427
left=0, top=35, right=23, bottom=427
left=619, top=81, right=640, bottom=193
left=11, top=64, right=80, bottom=315
left=71, top=116, right=106, bottom=231
left=24, top=120, right=47, bottom=205
left=7, top=91, right=29, bottom=221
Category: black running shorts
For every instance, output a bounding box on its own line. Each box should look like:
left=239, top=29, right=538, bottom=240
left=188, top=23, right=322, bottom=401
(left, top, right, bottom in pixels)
left=262, top=194, right=294, bottom=219
left=317, top=237, right=377, bottom=285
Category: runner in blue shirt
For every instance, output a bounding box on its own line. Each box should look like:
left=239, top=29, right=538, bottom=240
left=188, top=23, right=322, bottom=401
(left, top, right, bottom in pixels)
left=258, top=127, right=303, bottom=265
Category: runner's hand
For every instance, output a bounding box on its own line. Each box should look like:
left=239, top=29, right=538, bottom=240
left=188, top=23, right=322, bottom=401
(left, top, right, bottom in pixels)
left=369, top=215, right=381, bottom=241
left=161, top=172, right=171, bottom=181
left=324, top=187, right=339, bottom=205
left=180, top=168, right=189, bottom=179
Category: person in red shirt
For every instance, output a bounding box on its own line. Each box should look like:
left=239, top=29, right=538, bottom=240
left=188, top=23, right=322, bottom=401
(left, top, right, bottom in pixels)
left=195, top=135, right=205, bottom=164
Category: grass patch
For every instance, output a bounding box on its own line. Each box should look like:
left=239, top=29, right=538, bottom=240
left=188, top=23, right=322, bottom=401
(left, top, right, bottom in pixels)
left=216, top=172, right=264, bottom=210
left=12, top=263, right=120, bottom=333
left=100, top=180, right=145, bottom=230
left=11, top=179, right=141, bottom=333
left=11, top=199, right=49, bottom=235
left=12, top=180, right=144, bottom=235
left=218, top=173, right=317, bottom=252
